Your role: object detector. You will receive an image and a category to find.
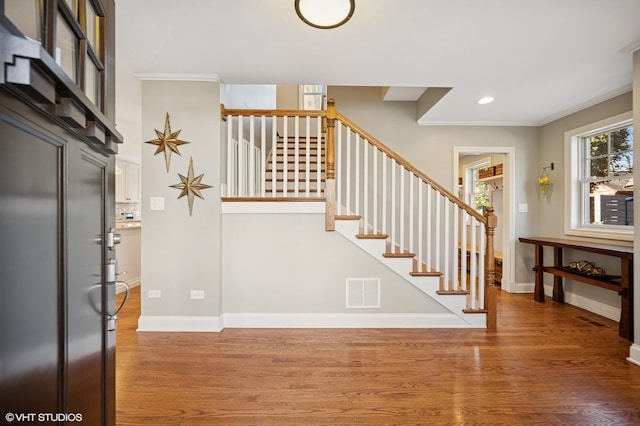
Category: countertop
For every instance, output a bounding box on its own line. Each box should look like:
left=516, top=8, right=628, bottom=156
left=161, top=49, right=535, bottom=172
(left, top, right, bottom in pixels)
left=116, top=220, right=141, bottom=230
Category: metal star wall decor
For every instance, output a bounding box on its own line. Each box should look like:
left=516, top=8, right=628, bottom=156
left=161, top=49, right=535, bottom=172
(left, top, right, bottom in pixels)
left=145, top=112, right=190, bottom=172
left=169, top=157, right=213, bottom=216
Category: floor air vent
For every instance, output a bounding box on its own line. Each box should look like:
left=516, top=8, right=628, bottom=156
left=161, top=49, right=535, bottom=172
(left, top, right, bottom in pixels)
left=346, top=278, right=380, bottom=308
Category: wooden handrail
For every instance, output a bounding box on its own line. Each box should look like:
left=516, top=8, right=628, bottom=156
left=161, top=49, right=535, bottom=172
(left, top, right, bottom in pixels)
left=221, top=104, right=326, bottom=121
left=335, top=111, right=487, bottom=224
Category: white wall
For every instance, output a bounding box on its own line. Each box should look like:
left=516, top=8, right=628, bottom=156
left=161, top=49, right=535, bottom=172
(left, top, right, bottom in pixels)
left=140, top=80, right=222, bottom=322
left=536, top=92, right=632, bottom=320
left=222, top=213, right=448, bottom=314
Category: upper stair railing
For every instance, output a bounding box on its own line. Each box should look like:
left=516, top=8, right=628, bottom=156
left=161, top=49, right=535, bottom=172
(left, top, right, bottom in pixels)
left=221, top=100, right=497, bottom=329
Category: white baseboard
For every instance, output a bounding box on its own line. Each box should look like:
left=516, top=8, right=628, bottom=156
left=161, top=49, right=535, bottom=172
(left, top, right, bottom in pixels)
left=543, top=284, right=620, bottom=321
left=512, top=282, right=535, bottom=293
left=137, top=315, right=223, bottom=332
left=628, top=344, right=640, bottom=367
left=221, top=313, right=484, bottom=329
left=116, top=276, right=140, bottom=294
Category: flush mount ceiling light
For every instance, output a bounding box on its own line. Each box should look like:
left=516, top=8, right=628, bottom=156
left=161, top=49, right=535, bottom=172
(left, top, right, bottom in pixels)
left=477, top=96, right=495, bottom=105
left=295, top=0, right=355, bottom=29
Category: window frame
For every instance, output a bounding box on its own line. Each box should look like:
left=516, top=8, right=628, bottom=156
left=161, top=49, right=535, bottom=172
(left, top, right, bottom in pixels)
left=564, top=111, right=634, bottom=241
left=464, top=157, right=492, bottom=214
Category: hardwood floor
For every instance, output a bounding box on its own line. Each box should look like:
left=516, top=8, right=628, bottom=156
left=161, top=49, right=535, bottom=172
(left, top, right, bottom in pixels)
left=116, top=287, right=640, bottom=425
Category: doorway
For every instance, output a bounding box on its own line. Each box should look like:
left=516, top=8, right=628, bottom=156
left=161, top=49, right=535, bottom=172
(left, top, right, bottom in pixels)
left=453, top=147, right=516, bottom=293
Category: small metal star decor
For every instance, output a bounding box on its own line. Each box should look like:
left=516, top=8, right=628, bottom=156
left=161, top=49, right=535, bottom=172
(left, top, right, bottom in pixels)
left=145, top=113, right=190, bottom=172
left=170, top=157, right=212, bottom=216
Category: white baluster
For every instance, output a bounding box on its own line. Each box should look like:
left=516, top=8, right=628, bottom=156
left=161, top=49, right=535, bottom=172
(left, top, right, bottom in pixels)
left=304, top=117, right=311, bottom=197
left=355, top=134, right=360, bottom=216
left=443, top=200, right=450, bottom=291
left=271, top=115, right=277, bottom=198
left=282, top=116, right=287, bottom=197
left=226, top=116, right=233, bottom=196
left=316, top=116, right=322, bottom=196
left=249, top=116, right=255, bottom=197
left=373, top=146, right=378, bottom=233
left=382, top=153, right=387, bottom=235
left=294, top=116, right=300, bottom=196
left=479, top=225, right=486, bottom=310
left=409, top=173, right=414, bottom=257
left=426, top=185, right=432, bottom=272
left=461, top=210, right=468, bottom=292
left=260, top=116, right=266, bottom=196
left=238, top=115, right=244, bottom=197
left=470, top=216, right=477, bottom=309
left=363, top=140, right=368, bottom=233
left=336, top=121, right=342, bottom=214
left=435, top=193, right=441, bottom=273
left=391, top=161, right=396, bottom=252
left=452, top=206, right=459, bottom=291
left=400, top=166, right=405, bottom=254
left=346, top=130, right=351, bottom=214
left=418, top=180, right=423, bottom=272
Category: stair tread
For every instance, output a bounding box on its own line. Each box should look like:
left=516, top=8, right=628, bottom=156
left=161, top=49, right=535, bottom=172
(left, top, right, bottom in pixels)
left=383, top=252, right=416, bottom=258
left=336, top=215, right=361, bottom=220
left=437, top=289, right=469, bottom=295
left=410, top=271, right=443, bottom=277
left=356, top=233, right=389, bottom=239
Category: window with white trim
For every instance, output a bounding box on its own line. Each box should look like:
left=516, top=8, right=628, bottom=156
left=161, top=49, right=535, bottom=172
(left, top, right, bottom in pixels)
left=299, top=85, right=325, bottom=110
left=565, top=112, right=634, bottom=240
left=464, top=158, right=491, bottom=214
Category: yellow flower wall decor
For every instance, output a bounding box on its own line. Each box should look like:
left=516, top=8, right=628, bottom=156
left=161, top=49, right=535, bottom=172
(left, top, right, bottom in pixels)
left=538, top=166, right=552, bottom=195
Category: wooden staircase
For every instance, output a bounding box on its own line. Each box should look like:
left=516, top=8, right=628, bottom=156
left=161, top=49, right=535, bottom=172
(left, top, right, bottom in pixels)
left=221, top=102, right=497, bottom=329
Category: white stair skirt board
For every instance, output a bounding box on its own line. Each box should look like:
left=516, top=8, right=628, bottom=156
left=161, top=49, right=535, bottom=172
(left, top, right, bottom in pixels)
left=221, top=201, right=325, bottom=214
left=628, top=344, right=640, bottom=367
left=222, top=313, right=480, bottom=329
left=335, top=219, right=486, bottom=328
left=137, top=315, right=223, bottom=332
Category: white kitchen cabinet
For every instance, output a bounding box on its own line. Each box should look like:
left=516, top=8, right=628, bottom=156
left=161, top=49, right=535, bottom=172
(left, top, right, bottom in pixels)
left=115, top=160, right=141, bottom=202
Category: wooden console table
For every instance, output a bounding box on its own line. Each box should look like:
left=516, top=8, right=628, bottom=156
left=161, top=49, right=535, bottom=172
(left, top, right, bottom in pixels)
left=519, top=237, right=633, bottom=341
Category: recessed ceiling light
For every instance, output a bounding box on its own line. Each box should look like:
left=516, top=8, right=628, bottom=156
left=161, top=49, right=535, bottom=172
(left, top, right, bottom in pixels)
left=477, top=96, right=495, bottom=105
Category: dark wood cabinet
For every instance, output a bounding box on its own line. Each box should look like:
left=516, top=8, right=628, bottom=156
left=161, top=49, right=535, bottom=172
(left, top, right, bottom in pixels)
left=0, top=1, right=121, bottom=424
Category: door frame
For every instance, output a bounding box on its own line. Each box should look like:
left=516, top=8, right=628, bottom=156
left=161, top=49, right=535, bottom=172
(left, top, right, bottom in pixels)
left=453, top=146, right=516, bottom=293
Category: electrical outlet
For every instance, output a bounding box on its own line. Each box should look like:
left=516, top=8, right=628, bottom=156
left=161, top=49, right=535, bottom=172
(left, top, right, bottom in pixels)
left=148, top=290, right=162, bottom=299
left=190, top=290, right=205, bottom=300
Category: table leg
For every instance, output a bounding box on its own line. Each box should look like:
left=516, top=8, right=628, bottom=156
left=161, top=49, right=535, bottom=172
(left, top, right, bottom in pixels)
left=534, top=244, right=545, bottom=302
left=553, top=247, right=564, bottom=303
left=619, top=257, right=633, bottom=341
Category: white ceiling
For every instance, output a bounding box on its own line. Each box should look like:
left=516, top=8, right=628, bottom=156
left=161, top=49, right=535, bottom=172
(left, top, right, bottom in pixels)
left=114, top=0, right=640, bottom=159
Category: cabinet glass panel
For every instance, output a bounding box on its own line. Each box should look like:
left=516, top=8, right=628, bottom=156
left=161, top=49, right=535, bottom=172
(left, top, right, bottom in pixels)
left=85, top=54, right=98, bottom=105
left=86, top=0, right=97, bottom=50
left=55, top=16, right=78, bottom=82
left=4, top=0, right=44, bottom=43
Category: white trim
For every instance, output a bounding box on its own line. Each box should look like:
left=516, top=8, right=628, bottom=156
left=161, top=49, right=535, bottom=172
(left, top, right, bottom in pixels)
left=221, top=201, right=326, bottom=214
left=135, top=73, right=220, bottom=82
left=628, top=344, right=640, bottom=367
left=453, top=146, right=516, bottom=294
left=222, top=313, right=483, bottom=329
left=514, top=281, right=535, bottom=293
left=543, top=284, right=621, bottom=322
left=564, top=111, right=634, bottom=241
left=137, top=315, right=223, bottom=332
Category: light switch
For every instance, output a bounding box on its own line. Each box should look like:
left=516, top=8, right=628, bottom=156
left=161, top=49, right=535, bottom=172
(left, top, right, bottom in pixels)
left=518, top=203, right=528, bottom=213
left=150, top=197, right=165, bottom=211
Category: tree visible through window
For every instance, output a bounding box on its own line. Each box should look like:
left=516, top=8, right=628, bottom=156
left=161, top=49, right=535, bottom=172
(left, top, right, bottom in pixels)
left=582, top=124, right=634, bottom=226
